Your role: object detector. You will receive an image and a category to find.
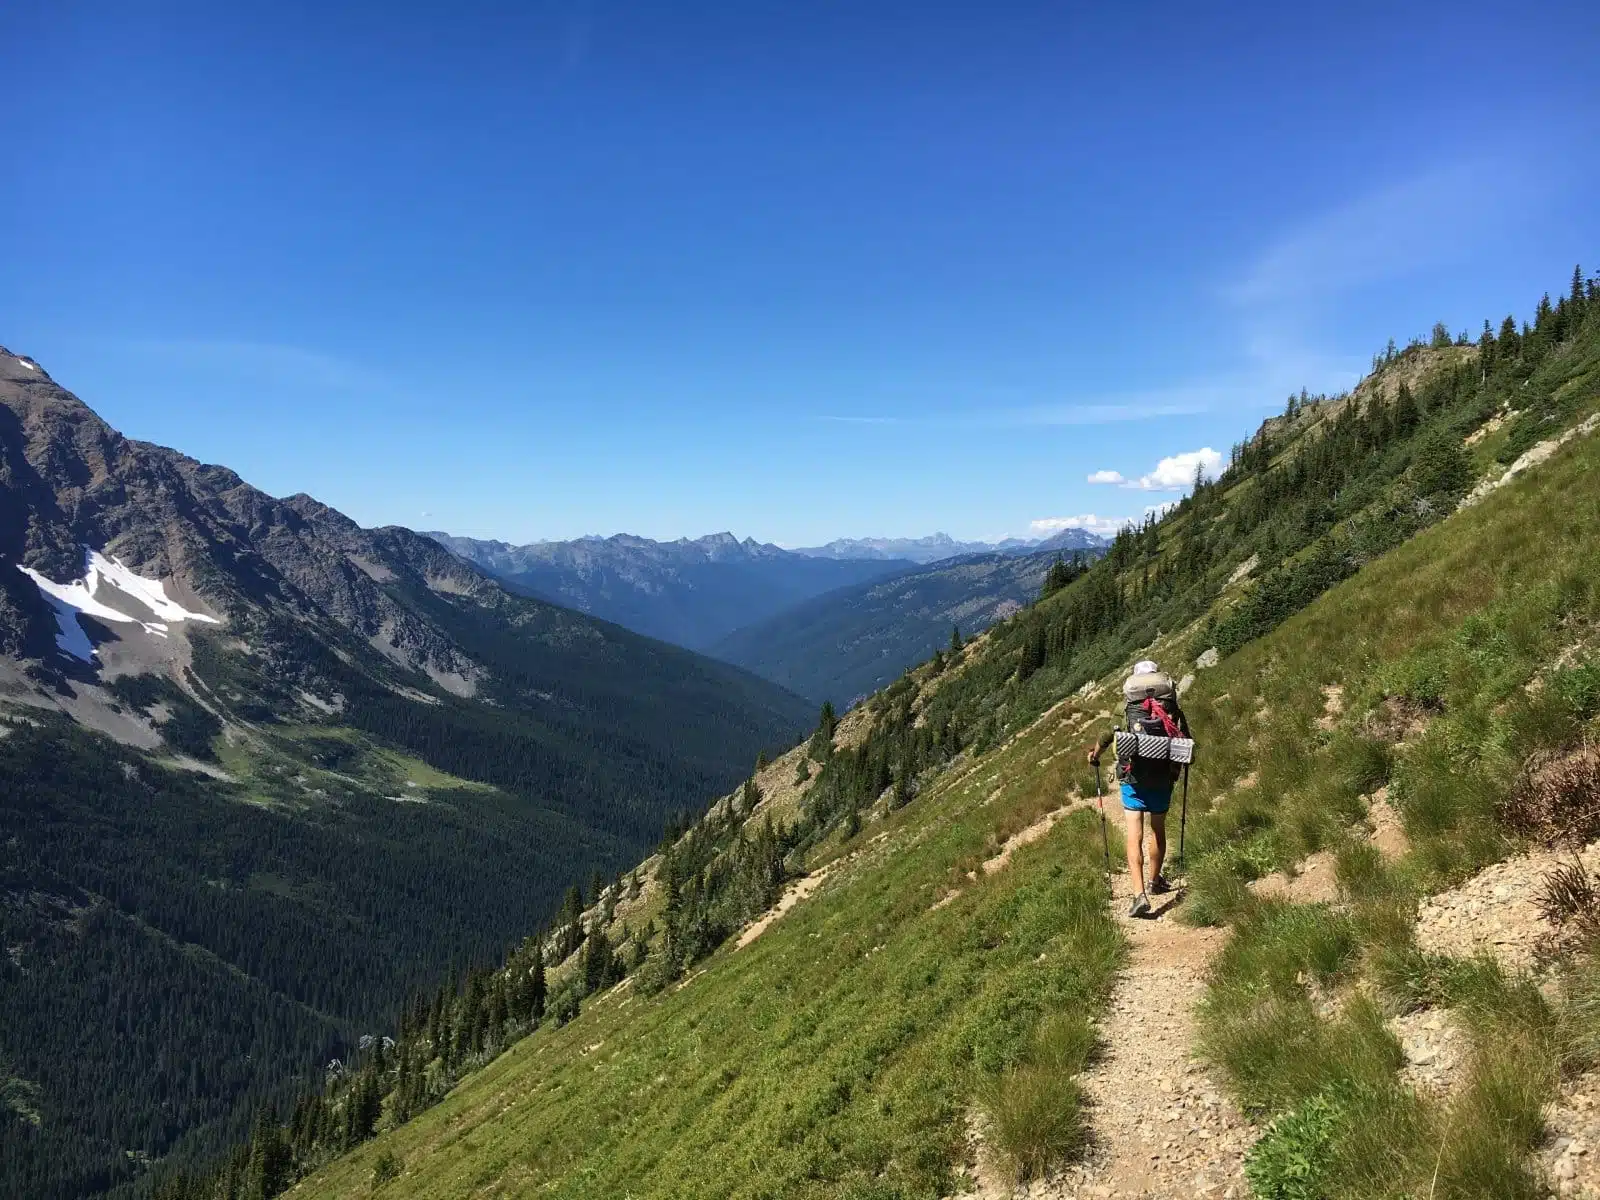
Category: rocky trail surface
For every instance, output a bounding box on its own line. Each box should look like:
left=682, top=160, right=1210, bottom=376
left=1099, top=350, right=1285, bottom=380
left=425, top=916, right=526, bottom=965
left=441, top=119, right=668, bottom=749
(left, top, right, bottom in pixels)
left=956, top=871, right=1251, bottom=1199
left=1054, top=879, right=1250, bottom=1200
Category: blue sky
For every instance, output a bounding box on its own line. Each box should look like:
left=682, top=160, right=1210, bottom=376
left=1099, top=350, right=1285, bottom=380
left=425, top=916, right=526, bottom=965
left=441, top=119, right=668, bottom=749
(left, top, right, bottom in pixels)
left=3, top=1, right=1597, bottom=546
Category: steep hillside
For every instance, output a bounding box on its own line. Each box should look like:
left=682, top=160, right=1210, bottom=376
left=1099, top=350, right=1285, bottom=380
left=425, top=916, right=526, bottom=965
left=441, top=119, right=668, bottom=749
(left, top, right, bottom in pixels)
left=426, top=530, right=913, bottom=651
left=711, top=548, right=1087, bottom=705
left=153, top=268, right=1600, bottom=1200
left=0, top=349, right=811, bottom=1200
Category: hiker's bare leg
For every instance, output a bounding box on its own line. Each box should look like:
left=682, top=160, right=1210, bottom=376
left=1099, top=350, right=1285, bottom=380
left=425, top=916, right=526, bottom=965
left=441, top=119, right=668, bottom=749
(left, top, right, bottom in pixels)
left=1123, top=810, right=1146, bottom=894
left=1148, top=813, right=1167, bottom=883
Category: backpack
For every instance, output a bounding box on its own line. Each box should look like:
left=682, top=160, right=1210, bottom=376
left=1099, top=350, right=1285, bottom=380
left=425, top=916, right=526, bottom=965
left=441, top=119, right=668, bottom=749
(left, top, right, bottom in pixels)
left=1115, top=671, right=1191, bottom=780
left=1121, top=670, right=1181, bottom=736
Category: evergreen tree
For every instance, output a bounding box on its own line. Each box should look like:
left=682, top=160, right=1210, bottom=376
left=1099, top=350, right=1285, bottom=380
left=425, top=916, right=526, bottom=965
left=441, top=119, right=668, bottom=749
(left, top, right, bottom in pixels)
left=807, top=701, right=837, bottom=761
left=1498, top=314, right=1520, bottom=360
left=950, top=624, right=963, bottom=653
left=1392, top=381, right=1419, bottom=437
left=1430, top=320, right=1452, bottom=348
left=582, top=928, right=615, bottom=994
left=556, top=885, right=586, bottom=960
left=244, top=1113, right=290, bottom=1200
left=529, top=952, right=547, bottom=1023
left=1040, top=556, right=1072, bottom=598
left=1017, top=624, right=1046, bottom=681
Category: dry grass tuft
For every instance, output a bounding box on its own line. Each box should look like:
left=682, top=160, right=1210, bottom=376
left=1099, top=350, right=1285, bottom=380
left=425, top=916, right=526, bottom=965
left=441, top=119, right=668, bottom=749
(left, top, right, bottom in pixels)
left=1500, top=745, right=1600, bottom=848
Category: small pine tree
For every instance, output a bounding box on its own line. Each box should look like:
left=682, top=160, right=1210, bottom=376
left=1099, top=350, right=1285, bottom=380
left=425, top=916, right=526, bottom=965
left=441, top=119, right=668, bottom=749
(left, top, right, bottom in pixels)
left=1018, top=624, right=1046, bottom=681
left=529, top=953, right=547, bottom=1022
left=891, top=771, right=913, bottom=810
left=807, top=701, right=837, bottom=761
left=1498, top=314, right=1520, bottom=360
left=1430, top=320, right=1452, bottom=348
left=582, top=929, right=614, bottom=995
left=1392, top=381, right=1419, bottom=436
left=244, top=1113, right=291, bottom=1200
left=949, top=624, right=963, bottom=654
left=1040, top=556, right=1071, bottom=598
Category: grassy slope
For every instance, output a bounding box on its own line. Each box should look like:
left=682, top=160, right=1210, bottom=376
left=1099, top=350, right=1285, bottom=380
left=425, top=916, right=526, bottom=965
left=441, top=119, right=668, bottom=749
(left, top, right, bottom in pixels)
left=292, top=326, right=1600, bottom=1199
left=291, top=694, right=1121, bottom=1199
left=1169, top=433, right=1600, bottom=1194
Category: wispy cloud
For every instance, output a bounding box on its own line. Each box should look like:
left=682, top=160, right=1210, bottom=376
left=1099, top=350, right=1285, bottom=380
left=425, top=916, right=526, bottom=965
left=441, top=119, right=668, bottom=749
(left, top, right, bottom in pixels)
left=1227, top=160, right=1515, bottom=307
left=818, top=395, right=1216, bottom=429
left=1086, top=469, right=1125, bottom=485
left=122, top=338, right=392, bottom=395
left=559, top=0, right=595, bottom=76
left=1223, top=157, right=1536, bottom=400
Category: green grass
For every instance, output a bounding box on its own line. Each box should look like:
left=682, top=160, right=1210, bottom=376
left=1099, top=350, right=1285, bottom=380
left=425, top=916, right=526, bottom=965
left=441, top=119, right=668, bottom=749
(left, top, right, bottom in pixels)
left=290, top=701, right=1121, bottom=1199
left=211, top=720, right=501, bottom=809
left=1181, top=410, right=1600, bottom=1195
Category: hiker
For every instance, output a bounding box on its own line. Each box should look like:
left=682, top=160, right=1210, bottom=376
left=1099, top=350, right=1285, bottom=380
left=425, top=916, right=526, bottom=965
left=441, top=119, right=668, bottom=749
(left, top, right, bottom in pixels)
left=1088, top=659, right=1191, bottom=918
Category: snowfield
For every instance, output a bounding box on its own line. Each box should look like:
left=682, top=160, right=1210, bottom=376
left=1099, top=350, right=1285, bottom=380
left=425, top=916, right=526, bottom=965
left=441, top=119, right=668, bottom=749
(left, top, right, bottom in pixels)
left=17, top=548, right=219, bottom=662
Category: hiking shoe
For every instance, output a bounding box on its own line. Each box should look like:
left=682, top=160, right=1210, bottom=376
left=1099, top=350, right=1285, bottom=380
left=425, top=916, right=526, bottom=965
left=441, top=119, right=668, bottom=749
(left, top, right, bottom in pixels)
left=1149, top=874, right=1172, bottom=895
left=1128, top=892, right=1152, bottom=919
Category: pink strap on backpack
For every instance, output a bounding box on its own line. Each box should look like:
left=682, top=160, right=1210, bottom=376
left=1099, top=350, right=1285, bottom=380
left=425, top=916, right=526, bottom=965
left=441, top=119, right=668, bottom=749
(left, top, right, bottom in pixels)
left=1141, top=696, right=1182, bottom=738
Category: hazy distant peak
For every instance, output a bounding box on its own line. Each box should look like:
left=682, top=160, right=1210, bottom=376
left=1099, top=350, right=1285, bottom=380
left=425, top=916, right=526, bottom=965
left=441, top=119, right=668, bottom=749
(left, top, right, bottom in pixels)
left=793, top=530, right=1107, bottom=565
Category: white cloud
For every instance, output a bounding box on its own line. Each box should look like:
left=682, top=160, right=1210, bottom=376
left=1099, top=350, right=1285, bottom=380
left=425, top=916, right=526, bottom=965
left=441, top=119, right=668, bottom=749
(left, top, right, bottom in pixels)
left=1089, top=447, right=1223, bottom=493
left=1133, top=447, right=1222, bottom=491
left=1144, top=501, right=1179, bottom=520
left=1029, top=514, right=1134, bottom=539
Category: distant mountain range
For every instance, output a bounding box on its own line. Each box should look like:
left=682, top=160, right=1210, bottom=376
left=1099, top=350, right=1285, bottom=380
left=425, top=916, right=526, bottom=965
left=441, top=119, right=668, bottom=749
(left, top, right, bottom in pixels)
left=424, top=531, right=914, bottom=651
left=792, top=528, right=1105, bottom=563
left=424, top=528, right=1109, bottom=656
left=0, top=346, right=810, bottom=1199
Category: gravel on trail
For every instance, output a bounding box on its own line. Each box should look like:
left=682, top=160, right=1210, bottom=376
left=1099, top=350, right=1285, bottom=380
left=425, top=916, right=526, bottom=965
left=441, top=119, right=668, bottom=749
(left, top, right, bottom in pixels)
left=953, top=877, right=1252, bottom=1199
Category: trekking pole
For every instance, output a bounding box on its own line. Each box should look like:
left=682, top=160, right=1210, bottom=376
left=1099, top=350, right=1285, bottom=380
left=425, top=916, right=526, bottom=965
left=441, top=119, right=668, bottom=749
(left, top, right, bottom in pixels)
left=1094, top=762, right=1113, bottom=899
left=1178, top=763, right=1190, bottom=874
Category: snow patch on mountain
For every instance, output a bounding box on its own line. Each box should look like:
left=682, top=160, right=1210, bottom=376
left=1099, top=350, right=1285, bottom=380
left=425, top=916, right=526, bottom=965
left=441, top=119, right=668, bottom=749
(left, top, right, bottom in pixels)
left=17, top=548, right=219, bottom=662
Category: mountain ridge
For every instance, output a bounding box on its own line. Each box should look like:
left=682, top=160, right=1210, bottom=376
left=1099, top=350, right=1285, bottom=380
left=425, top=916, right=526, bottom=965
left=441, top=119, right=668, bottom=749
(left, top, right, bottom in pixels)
left=710, top=545, right=1099, bottom=705
left=793, top=527, right=1106, bottom=563
left=0, top=344, right=812, bottom=1200
left=425, top=528, right=917, bottom=651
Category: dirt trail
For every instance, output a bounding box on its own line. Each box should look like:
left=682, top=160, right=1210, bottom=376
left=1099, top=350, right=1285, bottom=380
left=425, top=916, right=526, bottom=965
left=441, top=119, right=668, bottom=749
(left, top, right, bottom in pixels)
left=956, top=875, right=1251, bottom=1199
left=1055, top=879, right=1251, bottom=1200
left=736, top=864, right=834, bottom=949
left=980, top=797, right=1088, bottom=875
